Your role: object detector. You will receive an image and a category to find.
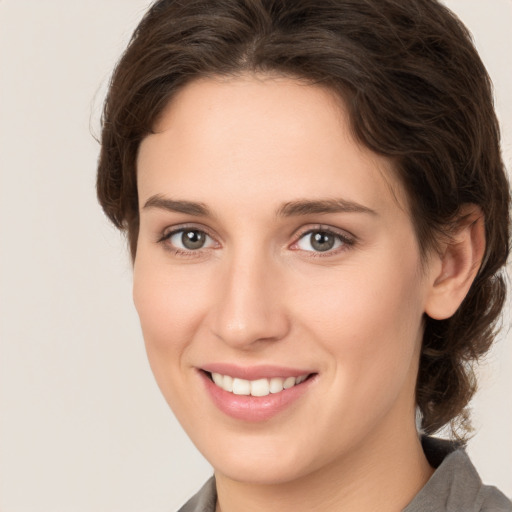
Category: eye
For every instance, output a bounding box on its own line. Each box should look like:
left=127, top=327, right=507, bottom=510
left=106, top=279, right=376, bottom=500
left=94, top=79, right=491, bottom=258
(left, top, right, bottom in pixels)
left=163, top=228, right=216, bottom=251
left=295, top=229, right=351, bottom=253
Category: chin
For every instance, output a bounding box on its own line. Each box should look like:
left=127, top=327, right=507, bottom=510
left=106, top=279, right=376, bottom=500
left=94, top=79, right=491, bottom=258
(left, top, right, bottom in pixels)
left=201, top=433, right=322, bottom=485
left=214, top=456, right=310, bottom=485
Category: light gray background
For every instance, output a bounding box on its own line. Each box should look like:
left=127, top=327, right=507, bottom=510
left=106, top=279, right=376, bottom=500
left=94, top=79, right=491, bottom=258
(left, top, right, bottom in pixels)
left=0, top=1, right=511, bottom=511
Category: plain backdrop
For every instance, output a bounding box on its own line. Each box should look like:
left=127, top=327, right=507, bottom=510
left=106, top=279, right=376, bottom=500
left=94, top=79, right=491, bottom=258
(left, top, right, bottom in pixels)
left=0, top=1, right=511, bottom=511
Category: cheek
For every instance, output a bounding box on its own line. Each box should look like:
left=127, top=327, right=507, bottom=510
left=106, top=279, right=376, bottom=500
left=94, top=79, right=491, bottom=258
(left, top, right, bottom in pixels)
left=298, top=260, right=422, bottom=339
left=132, top=252, right=211, bottom=365
left=132, top=253, right=218, bottom=422
left=293, top=255, right=425, bottom=393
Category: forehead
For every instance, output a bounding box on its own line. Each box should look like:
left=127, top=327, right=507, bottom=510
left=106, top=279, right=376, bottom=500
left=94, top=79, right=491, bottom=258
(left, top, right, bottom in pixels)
left=137, top=74, right=407, bottom=217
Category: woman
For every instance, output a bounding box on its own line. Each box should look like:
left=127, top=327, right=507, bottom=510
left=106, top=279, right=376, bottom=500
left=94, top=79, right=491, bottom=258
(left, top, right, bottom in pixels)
left=97, top=0, right=511, bottom=510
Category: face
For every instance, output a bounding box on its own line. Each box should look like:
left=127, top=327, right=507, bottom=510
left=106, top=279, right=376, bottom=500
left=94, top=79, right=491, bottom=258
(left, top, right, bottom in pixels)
left=134, top=75, right=433, bottom=485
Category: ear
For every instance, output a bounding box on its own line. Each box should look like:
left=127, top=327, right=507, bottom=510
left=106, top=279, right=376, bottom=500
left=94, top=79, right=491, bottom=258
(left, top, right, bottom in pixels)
left=424, top=205, right=486, bottom=320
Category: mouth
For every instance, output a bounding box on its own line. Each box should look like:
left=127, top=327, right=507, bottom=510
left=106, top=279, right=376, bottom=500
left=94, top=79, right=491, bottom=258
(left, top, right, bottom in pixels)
left=204, top=371, right=313, bottom=397
left=198, top=364, right=318, bottom=421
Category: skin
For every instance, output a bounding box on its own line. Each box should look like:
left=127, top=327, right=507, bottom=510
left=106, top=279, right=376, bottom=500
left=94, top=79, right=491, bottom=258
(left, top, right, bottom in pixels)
left=133, top=74, right=484, bottom=512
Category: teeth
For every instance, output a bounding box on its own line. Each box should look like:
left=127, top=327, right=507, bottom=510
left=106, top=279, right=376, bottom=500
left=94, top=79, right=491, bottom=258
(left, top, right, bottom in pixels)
left=224, top=375, right=234, bottom=392
left=212, top=372, right=223, bottom=386
left=296, top=375, right=307, bottom=384
left=269, top=377, right=284, bottom=393
left=283, top=376, right=296, bottom=389
left=250, top=378, right=270, bottom=397
left=210, top=372, right=309, bottom=396
left=232, top=378, right=251, bottom=395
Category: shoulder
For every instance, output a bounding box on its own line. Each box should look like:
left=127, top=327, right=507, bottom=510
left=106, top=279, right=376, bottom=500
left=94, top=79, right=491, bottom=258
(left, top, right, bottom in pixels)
left=478, top=486, right=512, bottom=512
left=405, top=437, right=511, bottom=512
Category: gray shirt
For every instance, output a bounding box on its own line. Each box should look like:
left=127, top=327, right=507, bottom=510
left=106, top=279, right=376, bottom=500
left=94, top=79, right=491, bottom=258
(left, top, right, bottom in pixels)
left=178, top=437, right=511, bottom=511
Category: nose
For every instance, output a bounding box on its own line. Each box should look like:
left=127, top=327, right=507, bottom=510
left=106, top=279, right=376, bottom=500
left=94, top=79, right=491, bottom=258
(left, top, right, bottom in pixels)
left=208, top=251, right=290, bottom=350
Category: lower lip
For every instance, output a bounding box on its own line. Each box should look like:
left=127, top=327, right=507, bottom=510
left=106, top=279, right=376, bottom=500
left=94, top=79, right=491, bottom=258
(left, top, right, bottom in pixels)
left=200, top=371, right=315, bottom=422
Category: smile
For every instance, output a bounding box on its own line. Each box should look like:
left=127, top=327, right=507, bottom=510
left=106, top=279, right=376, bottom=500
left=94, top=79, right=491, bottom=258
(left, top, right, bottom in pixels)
left=210, top=372, right=310, bottom=397
left=200, top=367, right=317, bottom=422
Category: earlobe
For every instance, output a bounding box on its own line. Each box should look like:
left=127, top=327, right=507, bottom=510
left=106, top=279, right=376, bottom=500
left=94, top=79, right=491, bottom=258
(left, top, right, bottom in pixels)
left=424, top=205, right=486, bottom=320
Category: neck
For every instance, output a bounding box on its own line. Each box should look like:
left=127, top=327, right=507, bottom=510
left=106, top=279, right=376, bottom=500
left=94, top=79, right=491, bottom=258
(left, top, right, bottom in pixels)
left=214, top=424, right=433, bottom=512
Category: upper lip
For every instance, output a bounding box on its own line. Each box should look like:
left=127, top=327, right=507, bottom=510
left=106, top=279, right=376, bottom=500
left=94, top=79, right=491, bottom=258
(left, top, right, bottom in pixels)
left=199, top=363, right=315, bottom=380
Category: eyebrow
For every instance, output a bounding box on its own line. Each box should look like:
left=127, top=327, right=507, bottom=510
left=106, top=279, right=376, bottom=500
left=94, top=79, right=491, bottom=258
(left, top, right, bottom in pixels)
left=143, top=195, right=210, bottom=216
left=276, top=198, right=377, bottom=217
left=142, top=194, right=377, bottom=218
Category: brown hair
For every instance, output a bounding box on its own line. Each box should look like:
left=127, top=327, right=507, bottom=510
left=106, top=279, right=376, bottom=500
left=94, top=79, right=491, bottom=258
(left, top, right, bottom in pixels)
left=97, top=0, right=510, bottom=437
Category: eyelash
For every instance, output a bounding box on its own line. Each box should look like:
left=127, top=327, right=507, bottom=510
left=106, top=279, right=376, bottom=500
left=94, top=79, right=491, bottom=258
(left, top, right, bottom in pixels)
left=157, top=224, right=356, bottom=258
left=157, top=225, right=218, bottom=258
left=290, top=227, right=356, bottom=257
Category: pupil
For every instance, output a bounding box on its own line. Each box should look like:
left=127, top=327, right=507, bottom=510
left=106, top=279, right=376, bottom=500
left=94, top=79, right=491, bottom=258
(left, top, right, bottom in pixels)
left=311, top=232, right=335, bottom=252
left=182, top=230, right=205, bottom=250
